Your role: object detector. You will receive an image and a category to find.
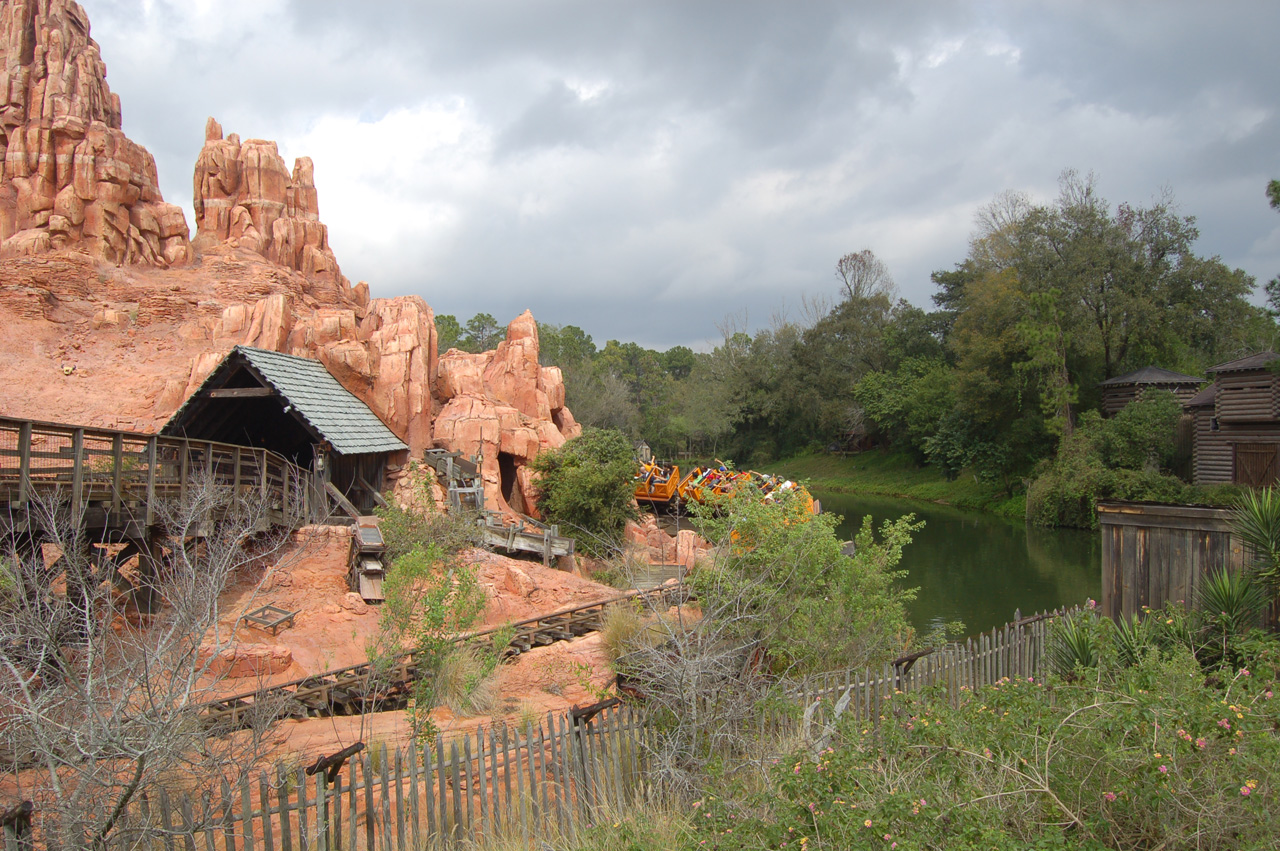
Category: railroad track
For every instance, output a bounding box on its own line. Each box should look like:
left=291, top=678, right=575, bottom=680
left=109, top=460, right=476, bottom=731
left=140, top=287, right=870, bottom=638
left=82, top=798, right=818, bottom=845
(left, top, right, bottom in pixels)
left=199, top=582, right=689, bottom=731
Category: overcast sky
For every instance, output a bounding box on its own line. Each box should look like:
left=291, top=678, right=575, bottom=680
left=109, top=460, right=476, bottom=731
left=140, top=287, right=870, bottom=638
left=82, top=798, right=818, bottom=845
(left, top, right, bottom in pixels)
left=84, top=0, right=1279, bottom=350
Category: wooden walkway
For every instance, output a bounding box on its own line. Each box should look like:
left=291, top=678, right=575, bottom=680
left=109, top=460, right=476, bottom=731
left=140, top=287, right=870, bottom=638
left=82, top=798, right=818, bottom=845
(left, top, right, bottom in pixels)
left=198, top=583, right=689, bottom=730
left=0, top=415, right=320, bottom=537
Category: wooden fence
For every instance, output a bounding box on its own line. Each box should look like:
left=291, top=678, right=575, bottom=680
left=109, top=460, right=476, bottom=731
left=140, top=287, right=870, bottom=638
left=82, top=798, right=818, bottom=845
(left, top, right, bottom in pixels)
left=79, top=704, right=645, bottom=851
left=8, top=608, right=1084, bottom=851
left=784, top=606, right=1078, bottom=726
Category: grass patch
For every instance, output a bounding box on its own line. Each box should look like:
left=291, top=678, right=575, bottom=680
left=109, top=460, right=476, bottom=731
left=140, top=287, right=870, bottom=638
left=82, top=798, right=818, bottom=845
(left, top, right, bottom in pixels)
left=764, top=450, right=1022, bottom=517
left=434, top=645, right=500, bottom=717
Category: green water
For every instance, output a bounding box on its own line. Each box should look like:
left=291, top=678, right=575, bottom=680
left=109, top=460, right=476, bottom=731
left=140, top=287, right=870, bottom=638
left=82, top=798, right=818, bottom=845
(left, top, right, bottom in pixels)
left=815, top=489, right=1101, bottom=638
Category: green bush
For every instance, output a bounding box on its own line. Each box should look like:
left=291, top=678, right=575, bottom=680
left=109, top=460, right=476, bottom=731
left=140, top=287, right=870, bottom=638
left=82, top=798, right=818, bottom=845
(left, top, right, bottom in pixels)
left=529, top=427, right=639, bottom=558
left=692, top=630, right=1280, bottom=851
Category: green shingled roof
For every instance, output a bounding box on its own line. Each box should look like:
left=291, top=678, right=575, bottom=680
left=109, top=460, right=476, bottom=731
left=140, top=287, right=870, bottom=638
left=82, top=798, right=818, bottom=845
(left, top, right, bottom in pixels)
left=235, top=347, right=407, bottom=455
left=169, top=346, right=408, bottom=456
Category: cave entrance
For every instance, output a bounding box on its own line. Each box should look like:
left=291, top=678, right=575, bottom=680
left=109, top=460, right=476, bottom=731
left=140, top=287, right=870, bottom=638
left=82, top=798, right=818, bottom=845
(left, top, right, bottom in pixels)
left=498, top=451, right=520, bottom=511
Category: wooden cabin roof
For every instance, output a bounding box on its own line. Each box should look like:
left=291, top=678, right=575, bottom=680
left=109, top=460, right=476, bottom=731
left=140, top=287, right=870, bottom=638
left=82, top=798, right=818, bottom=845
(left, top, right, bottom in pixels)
left=1098, top=365, right=1202, bottom=387
left=1206, top=352, right=1280, bottom=374
left=165, top=346, right=407, bottom=456
left=1184, top=384, right=1218, bottom=408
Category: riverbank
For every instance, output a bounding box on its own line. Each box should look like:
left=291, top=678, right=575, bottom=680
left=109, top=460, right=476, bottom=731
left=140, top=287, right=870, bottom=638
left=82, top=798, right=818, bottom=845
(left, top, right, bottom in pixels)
left=763, top=450, right=1027, bottom=520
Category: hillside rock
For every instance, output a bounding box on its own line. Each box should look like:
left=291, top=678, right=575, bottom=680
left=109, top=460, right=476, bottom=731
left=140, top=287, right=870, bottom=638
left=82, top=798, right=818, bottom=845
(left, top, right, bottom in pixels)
left=0, top=0, right=191, bottom=266
left=434, top=311, right=581, bottom=513
left=193, top=118, right=348, bottom=302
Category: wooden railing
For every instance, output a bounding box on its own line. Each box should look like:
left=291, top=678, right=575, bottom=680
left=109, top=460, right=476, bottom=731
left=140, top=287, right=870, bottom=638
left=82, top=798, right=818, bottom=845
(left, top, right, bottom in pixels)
left=0, top=416, right=319, bottom=531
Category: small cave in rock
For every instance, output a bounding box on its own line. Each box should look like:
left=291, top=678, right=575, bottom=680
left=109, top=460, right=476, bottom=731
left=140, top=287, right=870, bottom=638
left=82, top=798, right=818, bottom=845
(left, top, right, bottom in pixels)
left=498, top=451, right=521, bottom=511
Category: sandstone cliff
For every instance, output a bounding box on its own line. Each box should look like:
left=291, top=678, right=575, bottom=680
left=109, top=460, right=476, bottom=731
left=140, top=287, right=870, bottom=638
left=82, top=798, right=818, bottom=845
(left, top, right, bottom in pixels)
left=0, top=0, right=581, bottom=517
left=0, top=0, right=191, bottom=266
left=193, top=118, right=349, bottom=303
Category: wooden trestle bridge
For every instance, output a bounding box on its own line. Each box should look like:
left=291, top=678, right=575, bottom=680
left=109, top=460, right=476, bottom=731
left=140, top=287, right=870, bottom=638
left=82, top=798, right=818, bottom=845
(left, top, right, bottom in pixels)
left=0, top=414, right=681, bottom=733
left=198, top=583, right=689, bottom=730
left=0, top=415, right=322, bottom=539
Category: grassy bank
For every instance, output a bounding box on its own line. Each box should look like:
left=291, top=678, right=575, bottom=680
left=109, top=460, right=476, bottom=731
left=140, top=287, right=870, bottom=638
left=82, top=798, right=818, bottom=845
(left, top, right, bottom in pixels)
left=763, top=450, right=1027, bottom=519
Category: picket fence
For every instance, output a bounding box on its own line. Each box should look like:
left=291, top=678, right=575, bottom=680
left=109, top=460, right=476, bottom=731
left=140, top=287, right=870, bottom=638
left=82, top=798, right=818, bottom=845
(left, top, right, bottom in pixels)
left=6, top=607, right=1084, bottom=851
left=784, top=605, right=1081, bottom=727
left=91, top=703, right=644, bottom=851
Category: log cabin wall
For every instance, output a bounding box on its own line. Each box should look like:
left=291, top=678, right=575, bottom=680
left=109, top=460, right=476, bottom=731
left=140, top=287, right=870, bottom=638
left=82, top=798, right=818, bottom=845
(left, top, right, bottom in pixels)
left=1187, top=356, right=1280, bottom=487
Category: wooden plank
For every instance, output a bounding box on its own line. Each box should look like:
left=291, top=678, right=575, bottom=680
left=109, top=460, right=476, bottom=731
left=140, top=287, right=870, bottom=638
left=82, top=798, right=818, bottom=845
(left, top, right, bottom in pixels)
left=380, top=744, right=393, bottom=851
left=423, top=739, right=437, bottom=842
left=110, top=432, right=123, bottom=516
left=259, top=772, right=276, bottom=851
left=317, top=775, right=329, bottom=851
left=407, top=740, right=421, bottom=851
left=436, top=737, right=448, bottom=842
left=276, top=764, right=293, bottom=851
left=462, top=736, right=475, bottom=844
left=207, top=387, right=275, bottom=398
left=70, top=427, right=84, bottom=517
left=146, top=436, right=157, bottom=526
left=477, top=728, right=490, bottom=844
left=394, top=746, right=406, bottom=851
left=296, top=768, right=310, bottom=851
left=362, top=753, right=376, bottom=851
left=450, top=741, right=464, bottom=841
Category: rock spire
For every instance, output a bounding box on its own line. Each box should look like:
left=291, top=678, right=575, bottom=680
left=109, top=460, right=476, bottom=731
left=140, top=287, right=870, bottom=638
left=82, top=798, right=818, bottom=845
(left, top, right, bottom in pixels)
left=0, top=0, right=191, bottom=265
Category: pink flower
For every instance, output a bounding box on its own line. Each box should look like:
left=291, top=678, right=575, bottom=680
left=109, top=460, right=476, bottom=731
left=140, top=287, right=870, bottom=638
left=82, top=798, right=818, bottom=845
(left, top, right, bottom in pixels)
left=1240, top=669, right=1251, bottom=677
left=1196, top=738, right=1207, bottom=749
left=1158, top=765, right=1168, bottom=774
left=1103, top=792, right=1117, bottom=802
left=1219, top=719, right=1232, bottom=729
left=1241, top=786, right=1252, bottom=796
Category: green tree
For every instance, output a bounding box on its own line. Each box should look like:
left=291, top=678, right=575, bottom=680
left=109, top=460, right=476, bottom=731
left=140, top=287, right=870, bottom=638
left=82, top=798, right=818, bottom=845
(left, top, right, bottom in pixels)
left=461, top=312, right=502, bottom=352
left=435, top=314, right=463, bottom=352
left=529, top=428, right=639, bottom=557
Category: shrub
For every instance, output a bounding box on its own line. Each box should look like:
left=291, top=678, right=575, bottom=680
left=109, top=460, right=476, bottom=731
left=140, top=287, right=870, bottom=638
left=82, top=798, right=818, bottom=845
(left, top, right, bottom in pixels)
left=529, top=427, right=640, bottom=558
left=434, top=645, right=501, bottom=717
left=695, top=634, right=1280, bottom=851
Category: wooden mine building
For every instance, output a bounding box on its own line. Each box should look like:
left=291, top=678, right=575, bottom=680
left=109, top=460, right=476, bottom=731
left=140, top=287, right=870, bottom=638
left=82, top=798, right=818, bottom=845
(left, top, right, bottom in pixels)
left=162, top=346, right=408, bottom=515
left=1098, top=366, right=1203, bottom=418
left=1185, top=352, right=1280, bottom=487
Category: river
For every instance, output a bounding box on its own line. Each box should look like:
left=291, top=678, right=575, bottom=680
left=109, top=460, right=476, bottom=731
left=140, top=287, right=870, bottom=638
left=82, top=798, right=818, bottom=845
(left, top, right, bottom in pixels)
left=814, top=489, right=1101, bottom=638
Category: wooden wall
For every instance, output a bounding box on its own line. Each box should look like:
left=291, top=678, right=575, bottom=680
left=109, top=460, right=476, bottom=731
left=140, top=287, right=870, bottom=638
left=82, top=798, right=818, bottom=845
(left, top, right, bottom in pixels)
left=1099, top=501, right=1244, bottom=620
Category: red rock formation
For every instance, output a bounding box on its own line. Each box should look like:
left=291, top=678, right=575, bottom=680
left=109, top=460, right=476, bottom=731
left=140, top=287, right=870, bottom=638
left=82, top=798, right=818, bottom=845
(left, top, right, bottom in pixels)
left=0, top=2, right=581, bottom=519
left=0, top=0, right=191, bottom=265
left=433, top=311, right=582, bottom=514
left=193, top=118, right=347, bottom=299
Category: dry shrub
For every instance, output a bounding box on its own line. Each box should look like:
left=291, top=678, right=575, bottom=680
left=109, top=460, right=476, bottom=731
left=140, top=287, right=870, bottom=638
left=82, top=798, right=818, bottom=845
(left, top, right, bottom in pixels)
left=434, top=645, right=500, bottom=717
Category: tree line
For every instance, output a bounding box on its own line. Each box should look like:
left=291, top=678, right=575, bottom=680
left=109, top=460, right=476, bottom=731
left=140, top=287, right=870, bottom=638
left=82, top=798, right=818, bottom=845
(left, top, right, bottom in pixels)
left=514, top=171, right=1277, bottom=501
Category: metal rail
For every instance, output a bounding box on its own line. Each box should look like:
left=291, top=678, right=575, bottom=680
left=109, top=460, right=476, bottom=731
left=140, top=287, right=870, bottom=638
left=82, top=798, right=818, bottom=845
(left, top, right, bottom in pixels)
left=197, top=582, right=689, bottom=730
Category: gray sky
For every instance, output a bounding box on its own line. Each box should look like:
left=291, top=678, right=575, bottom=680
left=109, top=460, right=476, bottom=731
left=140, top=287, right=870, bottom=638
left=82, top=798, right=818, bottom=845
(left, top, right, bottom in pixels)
left=85, top=0, right=1280, bottom=350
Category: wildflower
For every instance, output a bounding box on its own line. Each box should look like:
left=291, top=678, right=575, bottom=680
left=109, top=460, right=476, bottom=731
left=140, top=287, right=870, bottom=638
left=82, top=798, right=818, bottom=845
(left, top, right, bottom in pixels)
left=1158, top=765, right=1168, bottom=774
left=1230, top=748, right=1238, bottom=755
left=1219, top=719, right=1231, bottom=729
left=1196, top=738, right=1207, bottom=749
left=1247, top=779, right=1258, bottom=789
left=864, top=819, right=873, bottom=828
left=1165, top=618, right=1174, bottom=624
left=1266, top=691, right=1274, bottom=700
left=983, top=747, right=992, bottom=759
left=1103, top=792, right=1117, bottom=802
left=884, top=835, right=892, bottom=841
left=1241, top=786, right=1252, bottom=797
left=1240, top=669, right=1251, bottom=677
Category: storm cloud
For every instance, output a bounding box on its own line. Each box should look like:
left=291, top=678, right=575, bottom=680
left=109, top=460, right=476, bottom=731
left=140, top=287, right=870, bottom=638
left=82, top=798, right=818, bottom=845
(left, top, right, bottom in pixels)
left=84, top=0, right=1280, bottom=349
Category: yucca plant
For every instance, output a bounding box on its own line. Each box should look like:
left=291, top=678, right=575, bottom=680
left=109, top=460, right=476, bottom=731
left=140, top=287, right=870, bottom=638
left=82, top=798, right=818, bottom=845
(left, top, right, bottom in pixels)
left=1197, top=569, right=1268, bottom=667
left=1230, top=487, right=1280, bottom=592
left=1048, top=613, right=1098, bottom=679
left=1112, top=613, right=1153, bottom=668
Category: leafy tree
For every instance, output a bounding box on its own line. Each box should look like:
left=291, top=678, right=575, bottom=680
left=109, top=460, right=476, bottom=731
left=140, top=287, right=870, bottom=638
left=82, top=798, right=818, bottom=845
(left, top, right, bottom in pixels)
left=435, top=313, right=464, bottom=352
left=690, top=485, right=918, bottom=675
left=1267, top=179, right=1280, bottom=317
left=661, top=344, right=696, bottom=380
left=538, top=322, right=597, bottom=367
left=835, top=249, right=896, bottom=301
left=529, top=428, right=639, bottom=557
left=853, top=357, right=955, bottom=462
left=461, top=312, right=502, bottom=352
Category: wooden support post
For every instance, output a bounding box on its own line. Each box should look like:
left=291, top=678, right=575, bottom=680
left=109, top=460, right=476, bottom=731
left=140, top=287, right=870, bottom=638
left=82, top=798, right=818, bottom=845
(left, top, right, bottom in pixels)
left=146, top=436, right=158, bottom=527
left=111, top=433, right=124, bottom=518
left=71, top=428, right=84, bottom=518
left=179, top=439, right=190, bottom=506
left=12, top=421, right=33, bottom=511
left=234, top=446, right=242, bottom=492
left=260, top=449, right=268, bottom=500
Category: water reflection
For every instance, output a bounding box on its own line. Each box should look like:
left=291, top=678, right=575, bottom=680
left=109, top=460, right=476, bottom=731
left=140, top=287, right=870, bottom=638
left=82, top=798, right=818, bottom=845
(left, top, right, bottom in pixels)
left=814, top=490, right=1101, bottom=637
